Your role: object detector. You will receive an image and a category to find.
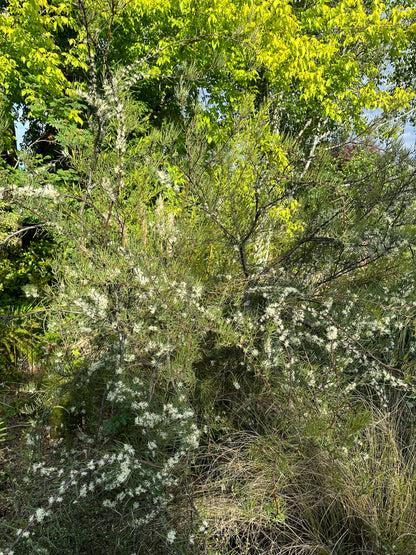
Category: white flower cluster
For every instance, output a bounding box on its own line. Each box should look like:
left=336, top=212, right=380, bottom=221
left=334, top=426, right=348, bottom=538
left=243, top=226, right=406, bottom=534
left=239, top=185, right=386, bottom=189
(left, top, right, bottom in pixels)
left=5, top=183, right=62, bottom=202
left=101, top=176, right=117, bottom=202
left=73, top=287, right=109, bottom=320
left=238, top=271, right=416, bottom=405
left=22, top=284, right=39, bottom=298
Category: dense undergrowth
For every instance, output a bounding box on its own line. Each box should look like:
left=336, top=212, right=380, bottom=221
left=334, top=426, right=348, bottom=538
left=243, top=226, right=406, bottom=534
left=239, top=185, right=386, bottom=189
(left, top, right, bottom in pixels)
left=2, top=0, right=416, bottom=553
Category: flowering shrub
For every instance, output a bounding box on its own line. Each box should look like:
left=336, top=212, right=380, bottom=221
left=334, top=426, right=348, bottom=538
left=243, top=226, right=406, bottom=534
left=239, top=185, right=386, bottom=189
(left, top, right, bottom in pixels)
left=1, top=49, right=416, bottom=554
left=4, top=376, right=199, bottom=553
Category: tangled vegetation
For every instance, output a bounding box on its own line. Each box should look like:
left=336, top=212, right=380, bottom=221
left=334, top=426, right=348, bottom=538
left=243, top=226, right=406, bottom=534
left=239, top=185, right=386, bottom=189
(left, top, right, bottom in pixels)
left=1, top=0, right=416, bottom=553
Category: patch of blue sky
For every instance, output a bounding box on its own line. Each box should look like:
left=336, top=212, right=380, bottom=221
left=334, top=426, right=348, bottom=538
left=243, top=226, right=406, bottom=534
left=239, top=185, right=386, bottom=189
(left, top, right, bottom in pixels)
left=401, top=120, right=416, bottom=148
left=364, top=107, right=415, bottom=149
left=15, top=119, right=28, bottom=149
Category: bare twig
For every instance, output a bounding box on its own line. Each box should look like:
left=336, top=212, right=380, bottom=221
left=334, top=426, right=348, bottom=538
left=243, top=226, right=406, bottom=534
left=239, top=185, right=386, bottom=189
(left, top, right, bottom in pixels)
left=0, top=224, right=52, bottom=247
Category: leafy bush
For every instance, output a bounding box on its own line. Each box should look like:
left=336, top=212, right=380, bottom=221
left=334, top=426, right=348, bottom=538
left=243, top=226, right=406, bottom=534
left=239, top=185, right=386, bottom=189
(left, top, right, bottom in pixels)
left=1, top=3, right=416, bottom=552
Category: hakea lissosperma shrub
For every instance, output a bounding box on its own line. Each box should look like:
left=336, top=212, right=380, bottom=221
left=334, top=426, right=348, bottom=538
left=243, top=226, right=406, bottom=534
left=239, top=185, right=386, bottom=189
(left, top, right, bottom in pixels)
left=5, top=250, right=411, bottom=554
left=4, top=372, right=201, bottom=553
left=2, top=55, right=416, bottom=554
left=194, top=267, right=416, bottom=421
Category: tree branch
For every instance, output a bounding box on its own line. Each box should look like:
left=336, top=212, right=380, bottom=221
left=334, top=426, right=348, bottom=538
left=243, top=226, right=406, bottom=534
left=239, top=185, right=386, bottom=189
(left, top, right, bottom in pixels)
left=0, top=224, right=52, bottom=247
